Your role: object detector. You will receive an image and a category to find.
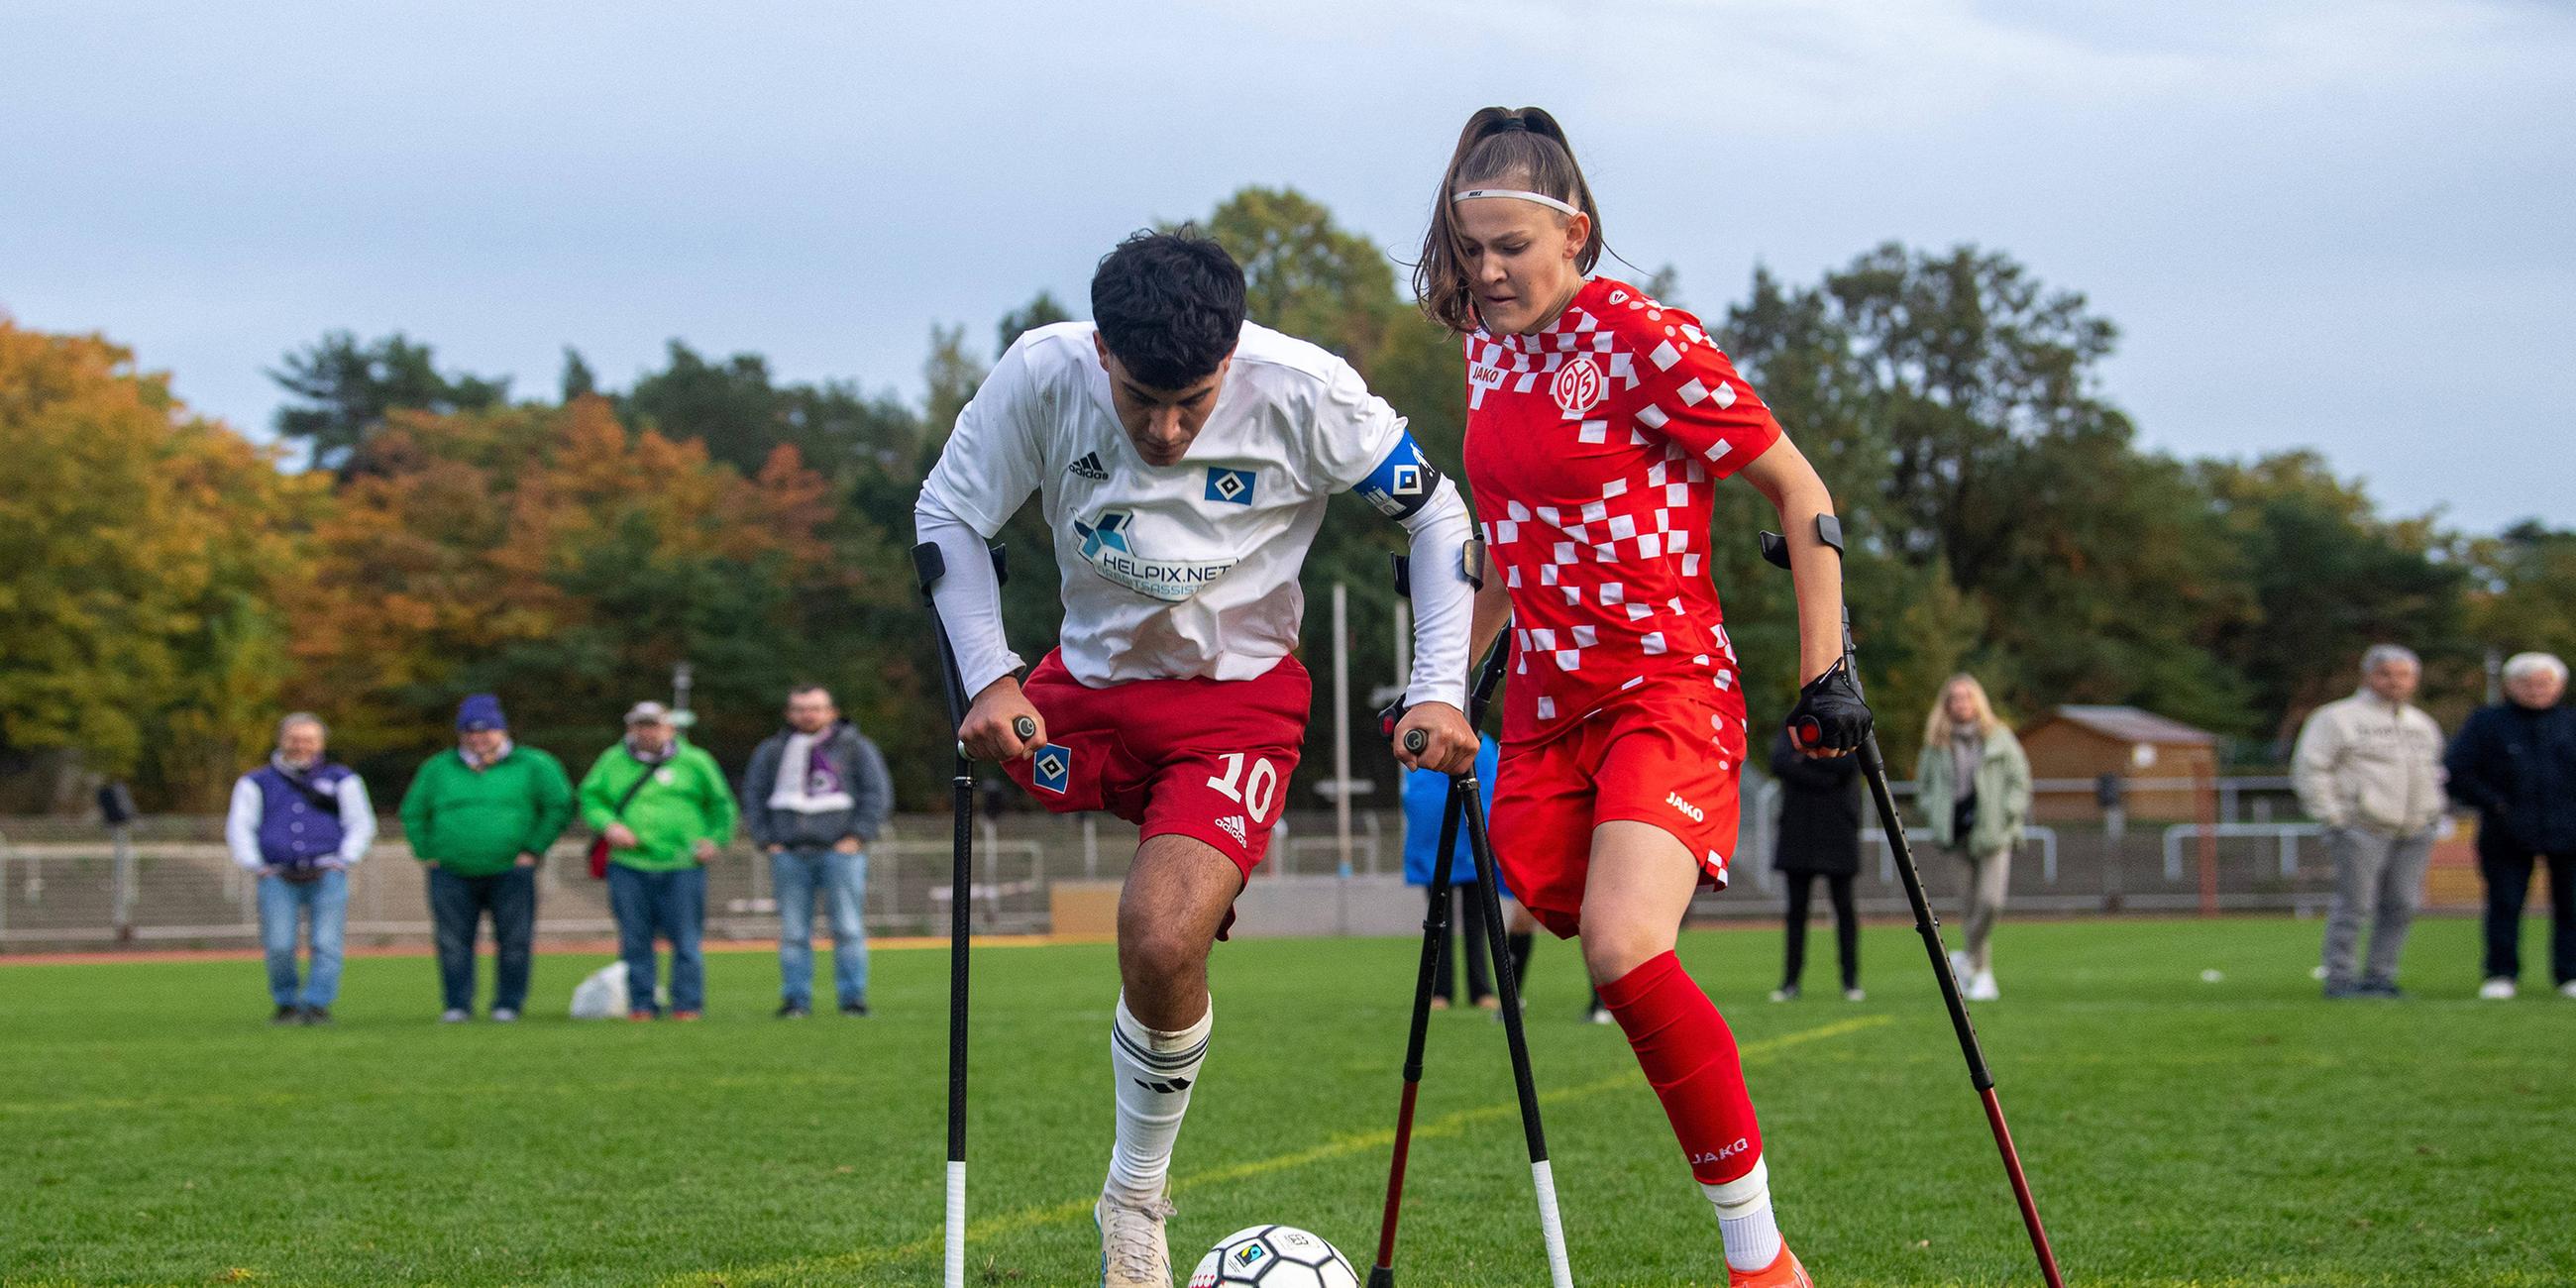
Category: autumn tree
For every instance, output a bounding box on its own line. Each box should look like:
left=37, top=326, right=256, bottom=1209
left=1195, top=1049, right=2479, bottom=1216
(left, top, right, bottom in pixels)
left=0, top=322, right=322, bottom=809
left=284, top=397, right=881, bottom=792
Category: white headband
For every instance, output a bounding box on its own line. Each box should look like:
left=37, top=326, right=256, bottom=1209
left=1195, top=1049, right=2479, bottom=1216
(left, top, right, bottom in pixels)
left=1452, top=187, right=1583, bottom=219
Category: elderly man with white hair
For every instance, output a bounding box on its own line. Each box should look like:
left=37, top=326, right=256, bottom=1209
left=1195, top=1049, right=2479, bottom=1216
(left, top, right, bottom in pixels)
left=225, top=712, right=376, bottom=1024
left=2294, top=644, right=2448, bottom=999
left=2445, top=652, right=2576, bottom=1000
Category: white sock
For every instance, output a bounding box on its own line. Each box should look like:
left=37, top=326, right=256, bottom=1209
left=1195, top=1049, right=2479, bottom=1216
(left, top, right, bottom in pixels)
left=1703, top=1156, right=1782, bottom=1273
left=1105, top=993, right=1211, bottom=1206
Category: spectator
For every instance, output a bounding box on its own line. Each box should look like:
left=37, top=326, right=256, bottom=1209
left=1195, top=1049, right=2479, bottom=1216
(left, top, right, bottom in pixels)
left=398, top=694, right=573, bottom=1023
left=1913, top=674, right=2030, bottom=1003
left=2444, top=652, right=2576, bottom=1001
left=2295, top=644, right=2447, bottom=1000
left=1768, top=725, right=1865, bottom=1004
left=1401, top=733, right=1519, bottom=1011
left=742, top=686, right=893, bottom=1019
left=225, top=713, right=376, bottom=1024
left=581, top=701, right=737, bottom=1020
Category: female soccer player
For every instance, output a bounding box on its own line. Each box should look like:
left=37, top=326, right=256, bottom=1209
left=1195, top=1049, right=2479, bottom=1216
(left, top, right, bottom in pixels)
left=1415, top=106, right=1872, bottom=1288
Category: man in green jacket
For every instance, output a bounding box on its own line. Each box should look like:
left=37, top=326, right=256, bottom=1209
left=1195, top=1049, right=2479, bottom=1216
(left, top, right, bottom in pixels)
left=399, top=694, right=575, bottom=1022
left=580, top=701, right=738, bottom=1020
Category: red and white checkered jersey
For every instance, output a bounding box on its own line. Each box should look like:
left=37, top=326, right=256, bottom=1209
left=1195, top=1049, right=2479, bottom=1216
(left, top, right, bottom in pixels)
left=1462, top=276, right=1783, bottom=746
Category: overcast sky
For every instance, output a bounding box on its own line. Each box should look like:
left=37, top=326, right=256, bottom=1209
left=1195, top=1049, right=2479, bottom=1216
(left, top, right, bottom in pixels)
left=5, top=1, right=2569, bottom=532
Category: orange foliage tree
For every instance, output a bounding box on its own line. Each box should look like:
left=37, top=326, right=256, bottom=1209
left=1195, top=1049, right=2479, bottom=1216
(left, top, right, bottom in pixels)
left=0, top=321, right=323, bottom=809
left=285, top=395, right=918, bottom=794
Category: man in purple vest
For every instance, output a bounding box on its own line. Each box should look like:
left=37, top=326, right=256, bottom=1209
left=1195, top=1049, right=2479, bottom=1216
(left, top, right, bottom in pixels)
left=225, top=712, right=376, bottom=1024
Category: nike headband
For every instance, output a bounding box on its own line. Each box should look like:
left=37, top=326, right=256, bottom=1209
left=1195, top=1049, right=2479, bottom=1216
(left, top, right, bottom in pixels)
left=1451, top=187, right=1583, bottom=219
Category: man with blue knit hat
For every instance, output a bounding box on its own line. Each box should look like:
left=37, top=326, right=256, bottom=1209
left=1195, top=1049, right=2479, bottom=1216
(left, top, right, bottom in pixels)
left=399, top=694, right=574, bottom=1022
left=225, top=712, right=376, bottom=1024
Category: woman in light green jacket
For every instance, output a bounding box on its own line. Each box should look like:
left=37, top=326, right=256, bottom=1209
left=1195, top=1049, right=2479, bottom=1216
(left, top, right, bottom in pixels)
left=1912, top=674, right=2031, bottom=1002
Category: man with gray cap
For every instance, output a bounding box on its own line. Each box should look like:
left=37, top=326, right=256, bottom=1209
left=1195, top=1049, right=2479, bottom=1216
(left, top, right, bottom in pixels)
left=579, top=700, right=738, bottom=1020
left=398, top=694, right=575, bottom=1022
left=225, top=712, right=376, bottom=1024
left=2295, top=644, right=2448, bottom=999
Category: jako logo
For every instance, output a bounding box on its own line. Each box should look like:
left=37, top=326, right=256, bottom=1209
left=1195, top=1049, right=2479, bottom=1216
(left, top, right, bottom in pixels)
left=1665, top=792, right=1703, bottom=822
left=1688, top=1137, right=1751, bottom=1167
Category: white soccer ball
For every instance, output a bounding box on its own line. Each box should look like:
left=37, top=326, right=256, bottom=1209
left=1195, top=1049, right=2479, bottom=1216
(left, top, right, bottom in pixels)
left=1186, top=1225, right=1360, bottom=1288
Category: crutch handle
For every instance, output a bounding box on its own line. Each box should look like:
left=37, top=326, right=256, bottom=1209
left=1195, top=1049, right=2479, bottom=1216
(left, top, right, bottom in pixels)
left=1012, top=715, right=1037, bottom=741
left=1402, top=728, right=1429, bottom=755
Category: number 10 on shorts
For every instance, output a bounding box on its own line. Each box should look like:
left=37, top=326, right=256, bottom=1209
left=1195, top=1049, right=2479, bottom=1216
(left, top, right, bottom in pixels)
left=1205, top=753, right=1279, bottom=822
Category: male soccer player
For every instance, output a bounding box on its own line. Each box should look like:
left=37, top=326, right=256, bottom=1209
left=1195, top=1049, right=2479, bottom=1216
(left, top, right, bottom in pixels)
left=914, top=231, right=1478, bottom=1287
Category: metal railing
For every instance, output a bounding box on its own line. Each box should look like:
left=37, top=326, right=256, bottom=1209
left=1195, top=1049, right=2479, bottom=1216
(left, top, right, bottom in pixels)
left=0, top=776, right=2416, bottom=950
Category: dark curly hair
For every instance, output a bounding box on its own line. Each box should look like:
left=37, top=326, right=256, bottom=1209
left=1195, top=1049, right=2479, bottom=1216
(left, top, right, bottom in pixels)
left=1091, top=230, right=1247, bottom=388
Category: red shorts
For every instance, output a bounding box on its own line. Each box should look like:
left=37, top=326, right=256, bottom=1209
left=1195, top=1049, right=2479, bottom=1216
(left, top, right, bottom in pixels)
left=1489, top=681, right=1748, bottom=939
left=1001, top=650, right=1310, bottom=881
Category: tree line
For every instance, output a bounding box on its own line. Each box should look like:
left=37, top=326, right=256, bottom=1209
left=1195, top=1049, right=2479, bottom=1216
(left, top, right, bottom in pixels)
left=4, top=186, right=2567, bottom=814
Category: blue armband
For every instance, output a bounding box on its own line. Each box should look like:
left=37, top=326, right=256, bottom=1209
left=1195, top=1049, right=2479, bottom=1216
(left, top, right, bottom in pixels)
left=1353, top=430, right=1443, bottom=520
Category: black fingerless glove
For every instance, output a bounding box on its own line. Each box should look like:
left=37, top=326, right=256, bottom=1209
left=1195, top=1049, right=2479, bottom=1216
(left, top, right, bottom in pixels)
left=1784, top=660, right=1873, bottom=752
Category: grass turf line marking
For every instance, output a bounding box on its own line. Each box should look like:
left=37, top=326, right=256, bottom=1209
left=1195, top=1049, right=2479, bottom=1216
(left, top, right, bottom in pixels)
left=666, top=1014, right=1889, bottom=1285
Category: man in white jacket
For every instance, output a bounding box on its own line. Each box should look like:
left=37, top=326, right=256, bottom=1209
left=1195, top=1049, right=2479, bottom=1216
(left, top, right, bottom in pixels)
left=224, top=713, right=376, bottom=1023
left=2294, top=645, right=2446, bottom=999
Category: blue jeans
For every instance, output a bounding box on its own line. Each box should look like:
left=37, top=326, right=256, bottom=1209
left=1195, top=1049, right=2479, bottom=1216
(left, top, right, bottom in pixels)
left=258, top=868, right=349, bottom=1007
left=773, top=848, right=868, bottom=1008
left=608, top=864, right=705, bottom=1014
left=428, top=866, right=537, bottom=1014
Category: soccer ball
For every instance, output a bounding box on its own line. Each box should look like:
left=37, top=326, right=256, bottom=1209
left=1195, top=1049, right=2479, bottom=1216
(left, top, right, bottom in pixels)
left=1187, top=1225, right=1360, bottom=1288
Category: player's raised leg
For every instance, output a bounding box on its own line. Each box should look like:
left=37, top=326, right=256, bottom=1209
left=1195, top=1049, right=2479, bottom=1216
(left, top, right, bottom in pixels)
left=1096, top=833, right=1238, bottom=1287
left=1579, top=821, right=1806, bottom=1287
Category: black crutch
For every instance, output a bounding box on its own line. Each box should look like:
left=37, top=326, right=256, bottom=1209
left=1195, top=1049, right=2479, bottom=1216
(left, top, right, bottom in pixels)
left=912, top=539, right=1032, bottom=1288
left=1375, top=551, right=1575, bottom=1288
left=1762, top=518, right=2067, bottom=1288
left=1369, top=630, right=1512, bottom=1287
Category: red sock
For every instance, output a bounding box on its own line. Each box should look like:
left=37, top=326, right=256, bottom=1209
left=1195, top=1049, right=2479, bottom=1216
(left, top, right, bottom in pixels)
left=1597, top=950, right=1763, bottom=1185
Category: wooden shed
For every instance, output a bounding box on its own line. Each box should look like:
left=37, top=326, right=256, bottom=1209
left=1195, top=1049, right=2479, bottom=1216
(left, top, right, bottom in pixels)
left=2017, top=705, right=2220, bottom=821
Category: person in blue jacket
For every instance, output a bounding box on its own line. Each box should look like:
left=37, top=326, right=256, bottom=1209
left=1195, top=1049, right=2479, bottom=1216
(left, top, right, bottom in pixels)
left=1402, top=734, right=1535, bottom=1009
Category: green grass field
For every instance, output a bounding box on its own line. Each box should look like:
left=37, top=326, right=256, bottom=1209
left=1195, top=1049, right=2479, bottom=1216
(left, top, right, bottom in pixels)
left=5, top=916, right=2572, bottom=1287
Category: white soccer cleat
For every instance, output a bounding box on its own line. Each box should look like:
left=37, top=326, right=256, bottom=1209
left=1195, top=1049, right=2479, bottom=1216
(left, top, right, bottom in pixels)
left=1843, top=987, right=1866, bottom=1003
left=1965, top=970, right=2000, bottom=1003
left=1097, top=1189, right=1178, bottom=1288
left=2478, top=977, right=2517, bottom=1001
left=2561, top=980, right=2576, bottom=1001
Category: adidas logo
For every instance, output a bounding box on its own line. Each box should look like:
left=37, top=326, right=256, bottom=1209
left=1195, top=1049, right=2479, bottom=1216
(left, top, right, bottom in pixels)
left=1069, top=452, right=1109, bottom=481
left=1133, top=1076, right=1193, bottom=1095
left=1215, top=814, right=1247, bottom=845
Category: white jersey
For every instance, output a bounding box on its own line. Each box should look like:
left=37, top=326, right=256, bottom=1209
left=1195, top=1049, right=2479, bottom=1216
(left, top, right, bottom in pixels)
left=918, top=320, right=1470, bottom=706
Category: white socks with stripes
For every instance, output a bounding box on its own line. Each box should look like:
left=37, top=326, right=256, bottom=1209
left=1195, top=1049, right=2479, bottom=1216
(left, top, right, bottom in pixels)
left=1705, top=1156, right=1783, bottom=1273
left=1105, top=993, right=1212, bottom=1207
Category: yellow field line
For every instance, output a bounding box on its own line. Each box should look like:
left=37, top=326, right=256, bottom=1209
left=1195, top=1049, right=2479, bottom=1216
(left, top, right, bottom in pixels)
left=665, top=1014, right=1891, bottom=1286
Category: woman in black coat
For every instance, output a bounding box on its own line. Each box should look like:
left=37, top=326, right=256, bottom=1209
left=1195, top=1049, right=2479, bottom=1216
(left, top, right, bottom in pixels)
left=1770, top=726, right=1866, bottom=1001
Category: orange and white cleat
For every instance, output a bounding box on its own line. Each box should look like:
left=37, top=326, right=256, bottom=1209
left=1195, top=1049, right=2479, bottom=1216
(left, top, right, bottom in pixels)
left=1729, top=1244, right=1812, bottom=1288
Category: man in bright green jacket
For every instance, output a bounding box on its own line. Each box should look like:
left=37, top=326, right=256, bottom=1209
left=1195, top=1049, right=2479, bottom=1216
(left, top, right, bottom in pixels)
left=399, top=693, right=574, bottom=1023
left=580, top=701, right=738, bottom=1019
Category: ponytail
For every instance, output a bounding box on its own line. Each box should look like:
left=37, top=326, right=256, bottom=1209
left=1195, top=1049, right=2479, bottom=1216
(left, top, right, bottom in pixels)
left=1412, top=106, right=1605, bottom=335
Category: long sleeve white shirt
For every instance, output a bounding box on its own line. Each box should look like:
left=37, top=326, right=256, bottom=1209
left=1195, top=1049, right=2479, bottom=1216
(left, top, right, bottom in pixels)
left=225, top=771, right=378, bottom=872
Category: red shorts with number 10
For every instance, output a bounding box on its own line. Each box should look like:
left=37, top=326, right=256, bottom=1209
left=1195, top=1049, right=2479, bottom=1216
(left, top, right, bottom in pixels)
left=1000, top=650, right=1310, bottom=880
left=1490, top=679, right=1748, bottom=939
